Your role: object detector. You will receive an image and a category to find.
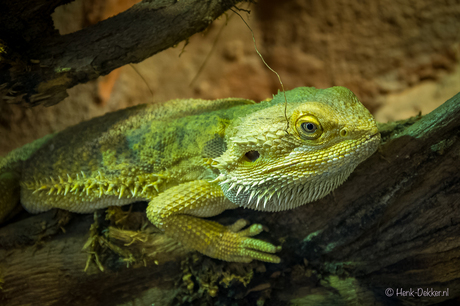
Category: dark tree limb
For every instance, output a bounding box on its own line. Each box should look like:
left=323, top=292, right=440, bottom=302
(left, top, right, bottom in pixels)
left=0, top=0, right=246, bottom=106
left=0, top=94, right=459, bottom=305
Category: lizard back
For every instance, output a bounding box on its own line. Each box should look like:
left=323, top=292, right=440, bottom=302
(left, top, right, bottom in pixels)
left=18, top=98, right=259, bottom=214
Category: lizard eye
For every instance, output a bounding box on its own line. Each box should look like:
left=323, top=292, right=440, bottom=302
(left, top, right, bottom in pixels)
left=296, top=115, right=322, bottom=140
left=244, top=150, right=260, bottom=162
left=301, top=122, right=317, bottom=133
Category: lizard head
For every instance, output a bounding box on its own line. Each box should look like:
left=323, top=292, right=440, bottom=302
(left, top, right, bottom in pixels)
left=213, top=86, right=380, bottom=211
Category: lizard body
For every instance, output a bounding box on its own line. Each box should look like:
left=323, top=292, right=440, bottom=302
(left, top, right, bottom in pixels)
left=0, top=86, right=380, bottom=263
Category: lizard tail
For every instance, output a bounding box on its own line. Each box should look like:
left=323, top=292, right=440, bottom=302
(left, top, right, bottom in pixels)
left=0, top=134, right=55, bottom=223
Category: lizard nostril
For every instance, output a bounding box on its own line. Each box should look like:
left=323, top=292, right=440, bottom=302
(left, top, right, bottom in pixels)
left=244, top=151, right=260, bottom=162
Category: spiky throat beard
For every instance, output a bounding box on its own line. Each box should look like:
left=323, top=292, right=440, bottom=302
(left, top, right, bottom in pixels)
left=219, top=135, right=380, bottom=212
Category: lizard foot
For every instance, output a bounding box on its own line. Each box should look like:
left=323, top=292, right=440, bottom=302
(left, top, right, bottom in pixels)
left=216, top=219, right=281, bottom=263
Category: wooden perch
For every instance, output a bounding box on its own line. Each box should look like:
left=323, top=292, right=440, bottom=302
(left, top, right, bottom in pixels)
left=0, top=0, right=246, bottom=106
left=0, top=93, right=459, bottom=305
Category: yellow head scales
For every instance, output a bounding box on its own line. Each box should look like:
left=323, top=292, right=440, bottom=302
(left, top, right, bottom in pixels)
left=213, top=86, right=380, bottom=211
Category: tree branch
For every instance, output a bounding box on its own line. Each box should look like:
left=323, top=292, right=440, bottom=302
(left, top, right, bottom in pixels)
left=0, top=0, right=246, bottom=106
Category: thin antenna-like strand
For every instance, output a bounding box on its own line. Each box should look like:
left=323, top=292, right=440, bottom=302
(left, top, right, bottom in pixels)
left=129, top=64, right=154, bottom=103
left=231, top=8, right=290, bottom=132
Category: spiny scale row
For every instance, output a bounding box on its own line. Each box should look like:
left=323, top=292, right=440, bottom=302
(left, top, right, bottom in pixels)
left=23, top=171, right=165, bottom=199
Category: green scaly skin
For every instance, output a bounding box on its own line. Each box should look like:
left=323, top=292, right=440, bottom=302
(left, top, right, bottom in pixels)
left=0, top=87, right=380, bottom=263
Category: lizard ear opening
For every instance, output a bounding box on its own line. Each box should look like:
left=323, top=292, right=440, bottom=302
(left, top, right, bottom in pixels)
left=244, top=150, right=260, bottom=162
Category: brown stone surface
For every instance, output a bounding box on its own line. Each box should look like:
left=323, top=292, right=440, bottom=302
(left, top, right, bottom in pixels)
left=1, top=0, right=460, bottom=155
left=375, top=62, right=460, bottom=122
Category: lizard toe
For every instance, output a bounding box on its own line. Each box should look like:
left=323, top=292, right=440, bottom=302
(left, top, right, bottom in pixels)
left=238, top=249, right=281, bottom=263
left=241, top=237, right=278, bottom=253
left=236, top=223, right=264, bottom=237
left=227, top=218, right=249, bottom=232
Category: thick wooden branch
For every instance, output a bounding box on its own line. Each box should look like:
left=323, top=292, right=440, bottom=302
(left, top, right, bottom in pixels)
left=284, top=92, right=460, bottom=304
left=0, top=93, right=459, bottom=305
left=0, top=0, right=246, bottom=106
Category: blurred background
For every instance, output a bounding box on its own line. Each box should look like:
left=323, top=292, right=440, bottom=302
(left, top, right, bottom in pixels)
left=1, top=0, right=459, bottom=155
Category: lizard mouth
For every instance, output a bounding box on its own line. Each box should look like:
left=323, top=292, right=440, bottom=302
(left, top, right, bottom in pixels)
left=261, top=132, right=381, bottom=173
left=368, top=132, right=380, bottom=139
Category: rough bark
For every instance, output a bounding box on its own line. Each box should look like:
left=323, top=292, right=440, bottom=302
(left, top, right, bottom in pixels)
left=0, top=0, right=246, bottom=106
left=0, top=93, right=459, bottom=305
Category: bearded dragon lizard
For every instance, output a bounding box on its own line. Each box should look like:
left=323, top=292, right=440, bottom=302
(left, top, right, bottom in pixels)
left=0, top=86, right=380, bottom=263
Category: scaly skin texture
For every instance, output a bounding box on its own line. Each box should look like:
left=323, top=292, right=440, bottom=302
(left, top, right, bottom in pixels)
left=0, top=87, right=380, bottom=263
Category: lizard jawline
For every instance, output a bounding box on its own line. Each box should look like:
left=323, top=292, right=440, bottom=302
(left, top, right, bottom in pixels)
left=220, top=168, right=352, bottom=212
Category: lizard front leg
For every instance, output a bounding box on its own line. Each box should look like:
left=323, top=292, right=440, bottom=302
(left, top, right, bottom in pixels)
left=146, top=180, right=280, bottom=263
